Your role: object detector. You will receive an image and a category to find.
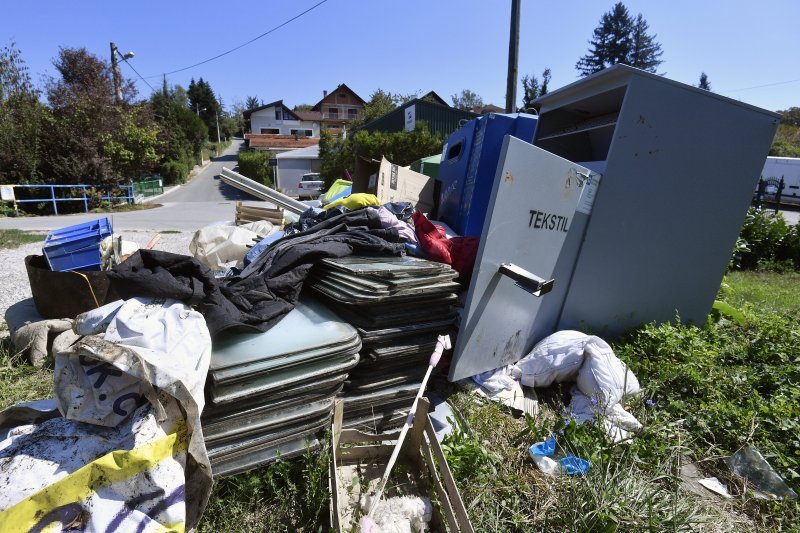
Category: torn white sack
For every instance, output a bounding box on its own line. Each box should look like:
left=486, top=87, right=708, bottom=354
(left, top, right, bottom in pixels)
left=0, top=399, right=190, bottom=532
left=190, top=220, right=278, bottom=270
left=517, top=330, right=642, bottom=441
left=0, top=297, right=213, bottom=531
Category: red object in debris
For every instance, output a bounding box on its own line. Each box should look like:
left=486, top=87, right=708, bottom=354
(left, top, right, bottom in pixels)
left=412, top=211, right=480, bottom=284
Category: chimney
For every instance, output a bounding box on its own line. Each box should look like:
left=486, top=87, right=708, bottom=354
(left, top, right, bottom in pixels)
left=323, top=90, right=328, bottom=98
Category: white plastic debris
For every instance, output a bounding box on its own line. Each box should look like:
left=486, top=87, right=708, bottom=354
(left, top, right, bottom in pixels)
left=698, top=477, right=733, bottom=499
left=359, top=495, right=432, bottom=533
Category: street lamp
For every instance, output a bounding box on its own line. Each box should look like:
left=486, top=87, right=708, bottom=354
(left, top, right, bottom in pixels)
left=196, top=105, right=206, bottom=117
left=110, top=42, right=135, bottom=104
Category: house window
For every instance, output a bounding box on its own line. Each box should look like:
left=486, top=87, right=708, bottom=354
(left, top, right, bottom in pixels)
left=348, top=109, right=358, bottom=119
left=275, top=108, right=281, bottom=120
left=326, top=124, right=339, bottom=130
left=290, top=129, right=314, bottom=137
left=260, top=128, right=279, bottom=135
left=328, top=107, right=339, bottom=119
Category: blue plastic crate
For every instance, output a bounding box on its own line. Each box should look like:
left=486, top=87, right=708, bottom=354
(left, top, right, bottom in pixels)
left=43, top=218, right=112, bottom=272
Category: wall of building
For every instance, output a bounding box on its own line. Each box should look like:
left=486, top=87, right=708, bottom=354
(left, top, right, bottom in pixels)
left=250, top=107, right=320, bottom=137
left=275, top=158, right=320, bottom=197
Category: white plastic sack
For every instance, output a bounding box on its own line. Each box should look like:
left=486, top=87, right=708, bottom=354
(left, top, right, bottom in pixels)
left=190, top=220, right=277, bottom=270
left=515, top=330, right=587, bottom=387
left=0, top=398, right=191, bottom=532
left=516, top=330, right=642, bottom=442
left=0, top=296, right=215, bottom=531
left=576, top=336, right=639, bottom=412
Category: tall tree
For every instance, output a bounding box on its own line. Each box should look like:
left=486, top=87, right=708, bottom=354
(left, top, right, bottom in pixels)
left=245, top=95, right=261, bottom=110
left=151, top=80, right=207, bottom=168
left=187, top=78, right=222, bottom=140
left=628, top=14, right=663, bottom=72
left=698, top=72, right=711, bottom=91
left=42, top=47, right=158, bottom=185
left=520, top=68, right=551, bottom=110
left=576, top=2, right=662, bottom=77
left=451, top=89, right=484, bottom=111
left=0, top=41, right=44, bottom=184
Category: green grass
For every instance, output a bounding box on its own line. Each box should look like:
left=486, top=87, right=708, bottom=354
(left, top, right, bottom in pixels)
left=0, top=229, right=44, bottom=249
left=199, top=443, right=331, bottom=532
left=0, top=337, right=54, bottom=410
left=723, top=270, right=800, bottom=316
left=159, top=230, right=182, bottom=234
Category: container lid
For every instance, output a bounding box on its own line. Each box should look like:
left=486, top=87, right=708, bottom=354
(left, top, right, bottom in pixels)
left=210, top=296, right=358, bottom=372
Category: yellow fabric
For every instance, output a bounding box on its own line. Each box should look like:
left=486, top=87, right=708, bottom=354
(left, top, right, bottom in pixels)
left=0, top=424, right=187, bottom=533
left=320, top=179, right=352, bottom=204
left=323, top=193, right=380, bottom=211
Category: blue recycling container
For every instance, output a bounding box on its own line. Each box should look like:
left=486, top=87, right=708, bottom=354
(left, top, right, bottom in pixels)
left=43, top=217, right=112, bottom=271
left=437, top=113, right=538, bottom=236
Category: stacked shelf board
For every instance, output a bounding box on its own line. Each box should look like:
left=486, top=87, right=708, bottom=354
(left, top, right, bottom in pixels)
left=202, top=296, right=361, bottom=477
left=306, top=256, right=459, bottom=431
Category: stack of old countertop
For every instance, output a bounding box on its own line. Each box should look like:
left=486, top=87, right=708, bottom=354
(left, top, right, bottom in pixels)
left=202, top=296, right=360, bottom=477
left=306, top=255, right=459, bottom=430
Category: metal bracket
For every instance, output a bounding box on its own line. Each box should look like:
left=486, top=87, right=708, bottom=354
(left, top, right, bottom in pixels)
left=498, top=263, right=554, bottom=297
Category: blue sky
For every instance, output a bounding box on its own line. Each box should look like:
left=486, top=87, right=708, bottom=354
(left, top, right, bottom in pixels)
left=2, top=0, right=798, bottom=113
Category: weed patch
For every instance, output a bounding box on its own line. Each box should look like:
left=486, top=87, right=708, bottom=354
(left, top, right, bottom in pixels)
left=0, top=337, right=53, bottom=410
left=199, top=440, right=331, bottom=532
left=0, top=229, right=44, bottom=249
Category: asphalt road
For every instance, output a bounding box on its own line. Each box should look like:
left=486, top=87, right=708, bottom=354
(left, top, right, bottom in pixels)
left=164, top=139, right=253, bottom=202
left=0, top=139, right=277, bottom=231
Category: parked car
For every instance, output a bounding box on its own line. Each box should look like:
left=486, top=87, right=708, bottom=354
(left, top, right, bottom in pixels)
left=298, top=173, right=324, bottom=200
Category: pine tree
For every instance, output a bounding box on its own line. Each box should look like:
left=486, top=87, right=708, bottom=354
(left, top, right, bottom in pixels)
left=576, top=2, right=662, bottom=77
left=520, top=68, right=551, bottom=110
left=698, top=72, right=711, bottom=91
left=628, top=14, right=663, bottom=72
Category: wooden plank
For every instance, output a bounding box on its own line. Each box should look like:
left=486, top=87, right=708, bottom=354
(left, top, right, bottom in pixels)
left=339, top=428, right=402, bottom=444
left=425, top=419, right=474, bottom=532
left=338, top=445, right=395, bottom=462
left=420, top=436, right=460, bottom=530
left=404, top=397, right=430, bottom=463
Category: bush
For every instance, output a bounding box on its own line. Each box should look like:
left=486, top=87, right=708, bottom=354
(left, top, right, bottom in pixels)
left=237, top=150, right=273, bottom=186
left=736, top=208, right=800, bottom=271
left=160, top=160, right=189, bottom=185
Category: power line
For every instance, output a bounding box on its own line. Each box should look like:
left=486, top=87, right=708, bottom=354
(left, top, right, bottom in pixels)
left=121, top=56, right=156, bottom=93
left=145, top=0, right=329, bottom=79
left=720, top=78, right=800, bottom=94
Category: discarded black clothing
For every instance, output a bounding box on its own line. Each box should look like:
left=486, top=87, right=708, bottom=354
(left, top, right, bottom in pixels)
left=283, top=205, right=350, bottom=235
left=108, top=209, right=405, bottom=337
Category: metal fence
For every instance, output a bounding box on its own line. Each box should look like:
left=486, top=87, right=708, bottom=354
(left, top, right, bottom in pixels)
left=1, top=184, right=135, bottom=216
left=132, top=179, right=164, bottom=198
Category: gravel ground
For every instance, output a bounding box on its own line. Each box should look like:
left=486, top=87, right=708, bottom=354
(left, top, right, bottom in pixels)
left=0, top=230, right=194, bottom=327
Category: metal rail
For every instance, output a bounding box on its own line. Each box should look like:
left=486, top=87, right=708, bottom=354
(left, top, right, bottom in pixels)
left=219, top=167, right=308, bottom=215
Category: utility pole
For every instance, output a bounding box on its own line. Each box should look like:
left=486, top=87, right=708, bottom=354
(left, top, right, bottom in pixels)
left=110, top=42, right=123, bottom=104
left=215, top=111, right=221, bottom=144
left=505, top=0, right=521, bottom=113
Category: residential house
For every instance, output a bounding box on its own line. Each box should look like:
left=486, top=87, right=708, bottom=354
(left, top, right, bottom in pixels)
left=243, top=100, right=320, bottom=137
left=311, top=83, right=366, bottom=133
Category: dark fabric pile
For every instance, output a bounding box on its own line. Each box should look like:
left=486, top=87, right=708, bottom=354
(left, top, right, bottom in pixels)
left=108, top=208, right=405, bottom=337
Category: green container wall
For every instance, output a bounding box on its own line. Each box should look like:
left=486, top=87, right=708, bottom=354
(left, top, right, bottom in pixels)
left=360, top=99, right=477, bottom=138
left=410, top=155, right=441, bottom=179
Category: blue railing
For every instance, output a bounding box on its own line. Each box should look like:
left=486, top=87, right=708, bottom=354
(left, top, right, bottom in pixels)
left=5, top=184, right=135, bottom=215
